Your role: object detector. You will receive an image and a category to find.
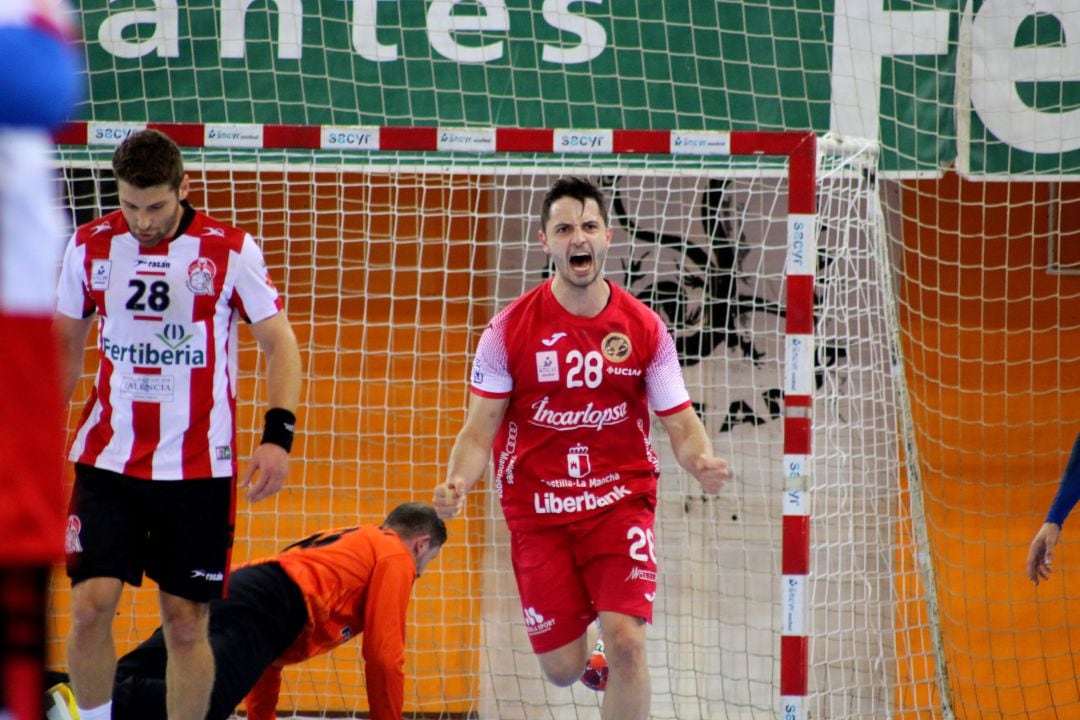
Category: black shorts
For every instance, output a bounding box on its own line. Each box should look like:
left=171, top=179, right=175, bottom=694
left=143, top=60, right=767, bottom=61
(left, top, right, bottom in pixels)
left=111, top=562, right=308, bottom=720
left=66, top=464, right=235, bottom=602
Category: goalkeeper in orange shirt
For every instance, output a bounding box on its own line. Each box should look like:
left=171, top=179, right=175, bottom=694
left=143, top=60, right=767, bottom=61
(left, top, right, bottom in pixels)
left=47, top=502, right=446, bottom=720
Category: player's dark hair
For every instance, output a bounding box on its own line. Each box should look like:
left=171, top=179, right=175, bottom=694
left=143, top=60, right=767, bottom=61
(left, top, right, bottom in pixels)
left=383, top=502, right=448, bottom=548
left=112, top=129, right=185, bottom=190
left=540, top=176, right=609, bottom=230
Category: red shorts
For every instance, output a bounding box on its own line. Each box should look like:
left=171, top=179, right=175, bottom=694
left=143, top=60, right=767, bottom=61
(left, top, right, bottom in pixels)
left=509, top=497, right=658, bottom=654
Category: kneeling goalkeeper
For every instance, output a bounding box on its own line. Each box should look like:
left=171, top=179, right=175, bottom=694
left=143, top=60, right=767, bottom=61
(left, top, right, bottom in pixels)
left=48, top=502, right=446, bottom=720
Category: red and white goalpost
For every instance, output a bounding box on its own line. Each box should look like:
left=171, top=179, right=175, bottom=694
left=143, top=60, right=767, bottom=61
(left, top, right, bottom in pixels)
left=50, top=123, right=943, bottom=720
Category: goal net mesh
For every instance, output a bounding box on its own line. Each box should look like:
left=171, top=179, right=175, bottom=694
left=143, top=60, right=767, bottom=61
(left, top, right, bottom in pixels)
left=49, top=138, right=938, bottom=720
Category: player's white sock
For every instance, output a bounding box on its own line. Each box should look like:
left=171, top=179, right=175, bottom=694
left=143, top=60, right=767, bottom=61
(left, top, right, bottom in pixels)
left=45, top=683, right=80, bottom=720
left=78, top=700, right=111, bottom=720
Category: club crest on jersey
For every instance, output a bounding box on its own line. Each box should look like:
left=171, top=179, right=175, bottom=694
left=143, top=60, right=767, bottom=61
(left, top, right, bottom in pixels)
left=91, top=259, right=111, bottom=290
left=601, top=333, right=632, bottom=363
left=65, top=515, right=83, bottom=554
left=186, top=257, right=217, bottom=295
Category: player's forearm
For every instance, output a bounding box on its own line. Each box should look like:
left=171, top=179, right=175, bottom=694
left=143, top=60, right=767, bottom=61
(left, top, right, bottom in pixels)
left=54, top=314, right=92, bottom=402
left=262, top=324, right=302, bottom=412
left=59, top=355, right=82, bottom=404
left=663, top=408, right=714, bottom=473
left=364, top=663, right=405, bottom=720
left=1046, top=432, right=1080, bottom=526
left=446, top=429, right=492, bottom=492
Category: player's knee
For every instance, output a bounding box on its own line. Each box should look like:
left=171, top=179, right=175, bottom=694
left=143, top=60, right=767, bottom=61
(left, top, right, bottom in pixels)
left=69, top=582, right=120, bottom=630
left=602, top=629, right=646, bottom=672
left=160, top=617, right=207, bottom=653
left=541, top=663, right=582, bottom=687
left=159, top=602, right=209, bottom=652
left=537, top=645, right=589, bottom=687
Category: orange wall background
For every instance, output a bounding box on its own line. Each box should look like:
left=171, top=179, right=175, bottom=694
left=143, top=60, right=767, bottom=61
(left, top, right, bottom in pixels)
left=897, top=174, right=1080, bottom=719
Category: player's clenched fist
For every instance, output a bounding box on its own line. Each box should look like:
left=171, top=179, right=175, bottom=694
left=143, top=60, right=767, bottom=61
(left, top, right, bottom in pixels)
left=433, top=480, right=467, bottom=519
left=693, top=454, right=732, bottom=495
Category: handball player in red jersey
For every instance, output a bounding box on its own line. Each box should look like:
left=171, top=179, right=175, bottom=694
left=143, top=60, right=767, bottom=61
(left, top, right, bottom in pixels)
left=434, top=177, right=732, bottom=720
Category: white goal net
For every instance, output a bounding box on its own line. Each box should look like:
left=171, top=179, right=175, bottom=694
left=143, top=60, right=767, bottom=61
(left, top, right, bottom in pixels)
left=49, top=130, right=941, bottom=720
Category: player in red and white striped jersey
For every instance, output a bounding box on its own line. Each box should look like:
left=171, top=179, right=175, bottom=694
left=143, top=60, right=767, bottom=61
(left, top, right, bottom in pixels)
left=0, top=1, right=81, bottom=718
left=54, top=129, right=302, bottom=720
left=433, top=177, right=733, bottom=720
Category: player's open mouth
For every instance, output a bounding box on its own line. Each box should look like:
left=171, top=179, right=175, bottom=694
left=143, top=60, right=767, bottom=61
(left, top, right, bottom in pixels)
left=569, top=250, right=592, bottom=271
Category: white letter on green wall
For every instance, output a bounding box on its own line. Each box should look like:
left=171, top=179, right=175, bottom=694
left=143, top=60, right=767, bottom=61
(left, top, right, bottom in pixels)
left=970, top=0, right=1080, bottom=154
left=541, top=0, right=606, bottom=65
left=829, top=0, right=951, bottom=139
left=97, top=0, right=179, bottom=59
left=220, top=0, right=304, bottom=60
left=351, top=0, right=397, bottom=61
left=428, top=0, right=509, bottom=63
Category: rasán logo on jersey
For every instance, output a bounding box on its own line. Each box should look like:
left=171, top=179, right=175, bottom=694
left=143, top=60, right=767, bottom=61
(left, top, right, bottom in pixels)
left=529, top=396, right=629, bottom=431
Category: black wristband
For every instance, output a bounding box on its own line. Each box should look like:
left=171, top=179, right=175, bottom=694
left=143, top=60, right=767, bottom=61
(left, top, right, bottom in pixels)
left=261, top=408, right=296, bottom=453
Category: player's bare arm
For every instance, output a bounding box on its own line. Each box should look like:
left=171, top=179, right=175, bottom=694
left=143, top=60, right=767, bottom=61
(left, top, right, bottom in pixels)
left=54, top=312, right=94, bottom=402
left=436, top=393, right=509, bottom=518
left=242, top=311, right=302, bottom=502
left=658, top=406, right=732, bottom=495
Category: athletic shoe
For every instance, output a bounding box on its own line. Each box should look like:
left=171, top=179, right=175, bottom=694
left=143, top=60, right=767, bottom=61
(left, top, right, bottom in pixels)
left=580, top=636, right=608, bottom=691
left=45, top=682, right=79, bottom=720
